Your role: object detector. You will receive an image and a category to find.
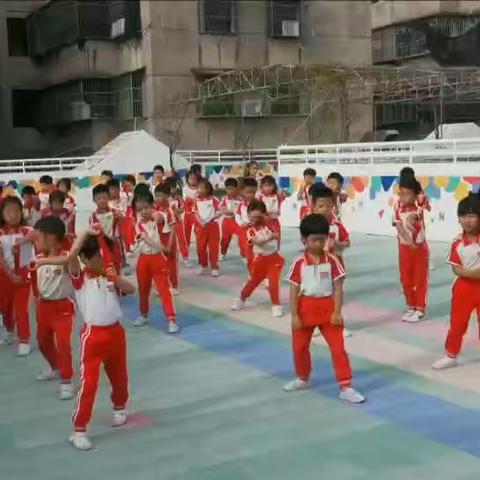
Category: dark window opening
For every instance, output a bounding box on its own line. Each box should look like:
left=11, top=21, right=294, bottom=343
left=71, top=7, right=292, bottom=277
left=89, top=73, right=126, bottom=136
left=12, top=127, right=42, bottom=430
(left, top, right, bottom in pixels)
left=269, top=0, right=300, bottom=38
left=199, top=97, right=234, bottom=117
left=270, top=85, right=300, bottom=115
left=11, top=90, right=38, bottom=127
left=200, top=0, right=236, bottom=35
left=7, top=18, right=28, bottom=56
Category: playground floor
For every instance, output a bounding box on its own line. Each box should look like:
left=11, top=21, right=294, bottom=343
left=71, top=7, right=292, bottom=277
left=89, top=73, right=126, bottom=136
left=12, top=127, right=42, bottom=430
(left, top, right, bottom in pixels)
left=2, top=230, right=480, bottom=480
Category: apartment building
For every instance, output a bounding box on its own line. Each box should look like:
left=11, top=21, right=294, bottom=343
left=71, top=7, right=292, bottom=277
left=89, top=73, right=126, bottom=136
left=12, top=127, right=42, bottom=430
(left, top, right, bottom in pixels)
left=0, top=0, right=372, bottom=159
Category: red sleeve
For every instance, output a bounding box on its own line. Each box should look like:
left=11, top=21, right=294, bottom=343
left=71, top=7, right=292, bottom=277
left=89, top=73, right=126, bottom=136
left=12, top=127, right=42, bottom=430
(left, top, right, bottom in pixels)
left=246, top=227, right=256, bottom=243
left=168, top=207, right=176, bottom=225
left=40, top=208, right=50, bottom=218
left=287, top=258, right=303, bottom=285
left=192, top=199, right=198, bottom=213
left=213, top=197, right=220, bottom=211
left=337, top=222, right=350, bottom=242
left=219, top=197, right=226, bottom=209
left=448, top=239, right=462, bottom=266
left=328, top=254, right=345, bottom=281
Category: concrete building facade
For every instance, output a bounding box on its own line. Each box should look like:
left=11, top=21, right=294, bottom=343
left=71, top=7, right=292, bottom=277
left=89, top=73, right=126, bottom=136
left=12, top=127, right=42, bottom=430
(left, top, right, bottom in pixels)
left=0, top=0, right=372, bottom=159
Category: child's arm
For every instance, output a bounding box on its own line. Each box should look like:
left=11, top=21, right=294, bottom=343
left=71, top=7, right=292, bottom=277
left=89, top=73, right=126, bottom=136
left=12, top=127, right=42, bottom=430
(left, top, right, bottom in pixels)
left=297, top=185, right=305, bottom=201
left=106, top=267, right=135, bottom=294
left=452, top=265, right=480, bottom=279
left=290, top=283, right=302, bottom=330
left=331, top=278, right=344, bottom=326
left=14, top=229, right=37, bottom=247
left=0, top=243, right=21, bottom=283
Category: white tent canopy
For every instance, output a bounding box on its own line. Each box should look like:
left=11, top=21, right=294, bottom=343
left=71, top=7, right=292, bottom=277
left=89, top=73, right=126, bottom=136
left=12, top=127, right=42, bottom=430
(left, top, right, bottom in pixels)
left=425, top=122, right=480, bottom=140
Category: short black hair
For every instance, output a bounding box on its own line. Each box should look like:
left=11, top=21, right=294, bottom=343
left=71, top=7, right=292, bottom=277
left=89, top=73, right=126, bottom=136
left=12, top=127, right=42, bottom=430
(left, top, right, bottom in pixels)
left=300, top=214, right=330, bottom=237
left=458, top=192, right=480, bottom=216
left=154, top=183, right=171, bottom=195
left=49, top=190, right=65, bottom=205
left=303, top=168, right=317, bottom=177
left=399, top=176, right=421, bottom=194
left=153, top=165, right=165, bottom=173
left=79, top=234, right=114, bottom=260
left=241, top=177, right=258, bottom=189
left=247, top=199, right=267, bottom=214
left=133, top=183, right=150, bottom=196
left=39, top=175, right=53, bottom=185
left=101, top=170, right=113, bottom=179
left=311, top=183, right=334, bottom=202
left=198, top=178, right=214, bottom=196
left=163, top=176, right=178, bottom=190
left=133, top=191, right=154, bottom=208
left=400, top=167, right=415, bottom=179
left=57, top=178, right=72, bottom=192
left=123, top=175, right=136, bottom=186
left=21, top=185, right=36, bottom=196
left=190, top=164, right=202, bottom=175
left=34, top=216, right=65, bottom=240
left=0, top=196, right=25, bottom=227
left=92, top=183, right=110, bottom=199
left=327, top=172, right=344, bottom=186
left=224, top=177, right=239, bottom=188
left=107, top=178, right=120, bottom=189
left=260, top=175, right=278, bottom=193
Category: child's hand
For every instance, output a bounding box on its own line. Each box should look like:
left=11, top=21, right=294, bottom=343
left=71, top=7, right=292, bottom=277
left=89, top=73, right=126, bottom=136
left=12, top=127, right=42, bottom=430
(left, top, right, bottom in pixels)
left=105, top=266, right=117, bottom=279
left=88, top=224, right=102, bottom=235
left=291, top=314, right=302, bottom=330
left=331, top=311, right=343, bottom=326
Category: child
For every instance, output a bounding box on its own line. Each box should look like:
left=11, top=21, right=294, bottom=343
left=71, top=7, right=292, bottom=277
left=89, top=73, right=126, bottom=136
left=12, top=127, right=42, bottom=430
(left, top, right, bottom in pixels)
left=297, top=168, right=317, bottom=221
left=0, top=196, right=34, bottom=355
left=29, top=216, right=75, bottom=400
left=432, top=193, right=480, bottom=370
left=231, top=200, right=284, bottom=317
left=57, top=178, right=76, bottom=214
left=193, top=178, right=221, bottom=277
left=108, top=178, right=131, bottom=264
left=326, top=172, right=347, bottom=219
left=394, top=176, right=429, bottom=323
left=154, top=184, right=179, bottom=292
left=101, top=170, right=113, bottom=184
left=132, top=192, right=179, bottom=333
left=21, top=185, right=41, bottom=227
left=41, top=191, right=75, bottom=247
left=66, top=230, right=135, bottom=450
left=120, top=175, right=136, bottom=254
left=219, top=177, right=242, bottom=260
left=283, top=214, right=365, bottom=404
left=38, top=175, right=54, bottom=210
left=257, top=175, right=285, bottom=245
left=122, top=175, right=136, bottom=204
left=149, top=165, right=165, bottom=192
left=183, top=170, right=200, bottom=247
left=235, top=177, right=258, bottom=268
left=244, top=160, right=263, bottom=184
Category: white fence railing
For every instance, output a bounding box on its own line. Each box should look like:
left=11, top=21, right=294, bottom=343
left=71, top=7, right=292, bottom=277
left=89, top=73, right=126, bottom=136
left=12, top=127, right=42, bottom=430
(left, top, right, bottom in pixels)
left=176, top=149, right=277, bottom=167
left=0, top=156, right=102, bottom=175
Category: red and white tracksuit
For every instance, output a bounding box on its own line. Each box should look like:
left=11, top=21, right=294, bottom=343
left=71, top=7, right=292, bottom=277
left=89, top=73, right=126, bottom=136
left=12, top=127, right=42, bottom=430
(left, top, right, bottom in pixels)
left=30, top=253, right=74, bottom=383
left=71, top=270, right=129, bottom=432
left=41, top=207, right=75, bottom=249
left=444, top=234, right=480, bottom=357
left=0, top=226, right=34, bottom=344
left=394, top=204, right=429, bottom=311
left=288, top=253, right=352, bottom=387
left=170, top=195, right=189, bottom=261
left=156, top=204, right=178, bottom=288
left=23, top=204, right=41, bottom=228
left=194, top=196, right=220, bottom=269
left=110, top=192, right=133, bottom=254
left=90, top=208, right=122, bottom=272
left=183, top=184, right=198, bottom=247
left=235, top=200, right=252, bottom=265
left=257, top=192, right=284, bottom=246
left=326, top=215, right=350, bottom=268
left=135, top=218, right=176, bottom=321
left=219, top=195, right=242, bottom=256
left=299, top=185, right=313, bottom=221
left=240, top=223, right=284, bottom=305
left=38, top=191, right=51, bottom=211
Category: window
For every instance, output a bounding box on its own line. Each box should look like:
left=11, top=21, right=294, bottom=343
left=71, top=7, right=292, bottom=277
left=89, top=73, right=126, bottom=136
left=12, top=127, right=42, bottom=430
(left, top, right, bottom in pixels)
left=270, top=85, right=300, bottom=115
left=199, top=97, right=234, bottom=117
left=11, top=90, right=38, bottom=127
left=199, top=0, right=236, bottom=35
left=269, top=0, right=300, bottom=38
left=395, top=26, right=427, bottom=59
left=7, top=18, right=28, bottom=56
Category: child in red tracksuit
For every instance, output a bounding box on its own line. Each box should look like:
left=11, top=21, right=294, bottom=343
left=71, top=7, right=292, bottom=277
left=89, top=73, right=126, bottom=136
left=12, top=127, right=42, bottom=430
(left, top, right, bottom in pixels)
left=41, top=191, right=76, bottom=249
left=38, top=175, right=54, bottom=211
left=394, top=176, right=429, bottom=323
left=21, top=185, right=41, bottom=227
left=132, top=191, right=179, bottom=333
left=57, top=178, right=77, bottom=221
left=29, top=216, right=75, bottom=401
left=283, top=213, right=365, bottom=404
left=433, top=193, right=480, bottom=370
left=0, top=196, right=34, bottom=356
left=193, top=179, right=221, bottom=277
left=231, top=200, right=284, bottom=317
left=257, top=175, right=286, bottom=246
left=154, top=184, right=179, bottom=292
left=219, top=177, right=242, bottom=260
left=297, top=168, right=317, bottom=221
left=183, top=170, right=200, bottom=248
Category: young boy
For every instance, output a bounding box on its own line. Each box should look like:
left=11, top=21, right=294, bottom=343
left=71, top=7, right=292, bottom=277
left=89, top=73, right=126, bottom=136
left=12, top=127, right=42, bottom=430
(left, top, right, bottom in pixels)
left=432, top=193, right=480, bottom=370
left=326, top=172, right=347, bottom=219
left=394, top=176, right=429, bottom=323
left=38, top=175, right=54, bottom=210
left=57, top=178, right=76, bottom=214
left=231, top=200, right=284, bottom=317
left=101, top=170, right=113, bottom=184
left=67, top=230, right=135, bottom=450
left=283, top=214, right=365, bottom=404
left=41, top=191, right=75, bottom=244
left=21, top=185, right=41, bottom=227
left=149, top=165, right=165, bottom=192
left=30, top=217, right=75, bottom=400
left=235, top=177, right=258, bottom=267
left=297, top=168, right=317, bottom=220
left=219, top=177, right=242, bottom=260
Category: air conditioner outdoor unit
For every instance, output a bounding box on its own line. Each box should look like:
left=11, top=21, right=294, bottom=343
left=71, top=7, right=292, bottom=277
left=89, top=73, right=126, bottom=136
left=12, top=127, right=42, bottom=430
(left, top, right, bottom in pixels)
left=241, top=100, right=263, bottom=118
left=281, top=20, right=299, bottom=37
left=70, top=101, right=91, bottom=121
left=111, top=17, right=126, bottom=38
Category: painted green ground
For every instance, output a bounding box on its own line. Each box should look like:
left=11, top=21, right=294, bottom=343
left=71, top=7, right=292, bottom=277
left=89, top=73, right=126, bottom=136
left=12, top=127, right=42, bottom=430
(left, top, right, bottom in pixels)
left=2, top=231, right=480, bottom=480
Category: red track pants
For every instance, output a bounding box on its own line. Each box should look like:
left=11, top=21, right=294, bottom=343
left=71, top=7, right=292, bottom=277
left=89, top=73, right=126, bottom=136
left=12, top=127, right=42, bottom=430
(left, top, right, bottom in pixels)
left=238, top=227, right=248, bottom=259
left=184, top=212, right=195, bottom=247
left=2, top=277, right=31, bottom=343
left=398, top=242, right=429, bottom=311
left=136, top=253, right=176, bottom=321
left=445, top=278, right=480, bottom=357
left=160, top=232, right=178, bottom=288
left=292, top=296, right=352, bottom=387
left=119, top=217, right=135, bottom=253
left=220, top=218, right=243, bottom=256
left=73, top=323, right=128, bottom=432
left=36, top=299, right=74, bottom=382
left=196, top=222, right=220, bottom=269
left=176, top=218, right=189, bottom=260
left=240, top=252, right=284, bottom=305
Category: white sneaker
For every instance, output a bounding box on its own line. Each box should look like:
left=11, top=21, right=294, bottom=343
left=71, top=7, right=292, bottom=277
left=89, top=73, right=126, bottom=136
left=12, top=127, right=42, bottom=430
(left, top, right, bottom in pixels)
left=401, top=309, right=415, bottom=322
left=199, top=267, right=209, bottom=276
left=69, top=432, right=93, bottom=451
left=272, top=305, right=283, bottom=318
left=0, top=332, right=14, bottom=346
left=171, top=287, right=180, bottom=296
left=339, top=387, right=366, bottom=404
left=231, top=298, right=246, bottom=311
left=168, top=322, right=180, bottom=334
left=432, top=355, right=459, bottom=370
left=404, top=310, right=424, bottom=323
left=133, top=316, right=148, bottom=327
left=17, top=343, right=31, bottom=357
left=58, top=383, right=75, bottom=401
left=343, top=328, right=353, bottom=338
left=184, top=259, right=194, bottom=269
left=283, top=378, right=310, bottom=392
left=219, top=254, right=225, bottom=262
left=36, top=369, right=60, bottom=382
left=211, top=269, right=220, bottom=277
left=112, top=410, right=127, bottom=427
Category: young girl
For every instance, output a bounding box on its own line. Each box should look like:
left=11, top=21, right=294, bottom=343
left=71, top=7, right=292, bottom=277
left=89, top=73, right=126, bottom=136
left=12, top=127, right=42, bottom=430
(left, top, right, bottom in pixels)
left=244, top=160, right=264, bottom=185
left=219, top=177, right=242, bottom=260
left=0, top=197, right=34, bottom=356
left=57, top=178, right=76, bottom=216
left=297, top=168, right=317, bottom=221
left=193, top=179, right=221, bottom=277
left=257, top=175, right=286, bottom=246
left=183, top=170, right=200, bottom=248
left=21, top=185, right=41, bottom=227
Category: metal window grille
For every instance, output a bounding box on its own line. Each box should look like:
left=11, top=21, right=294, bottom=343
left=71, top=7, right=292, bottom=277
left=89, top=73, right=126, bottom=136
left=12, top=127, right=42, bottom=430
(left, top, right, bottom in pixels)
left=381, top=102, right=416, bottom=125
left=269, top=0, right=300, bottom=38
left=395, top=26, right=427, bottom=59
left=199, top=97, right=235, bottom=117
left=199, top=0, right=236, bottom=34
left=427, top=16, right=480, bottom=38
left=270, top=85, right=301, bottom=115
